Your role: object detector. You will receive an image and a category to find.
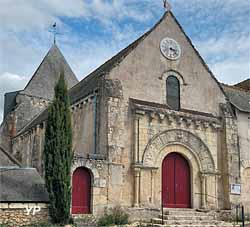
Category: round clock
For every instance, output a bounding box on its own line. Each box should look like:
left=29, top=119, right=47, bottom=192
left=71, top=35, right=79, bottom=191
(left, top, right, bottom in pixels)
left=160, top=37, right=181, bottom=60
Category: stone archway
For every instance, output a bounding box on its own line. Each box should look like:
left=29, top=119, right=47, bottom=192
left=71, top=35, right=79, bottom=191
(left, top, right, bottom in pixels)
left=142, top=129, right=215, bottom=173
left=140, top=129, right=217, bottom=209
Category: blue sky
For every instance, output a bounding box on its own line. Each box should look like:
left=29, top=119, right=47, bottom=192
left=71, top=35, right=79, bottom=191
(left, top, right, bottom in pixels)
left=0, top=0, right=250, bottom=122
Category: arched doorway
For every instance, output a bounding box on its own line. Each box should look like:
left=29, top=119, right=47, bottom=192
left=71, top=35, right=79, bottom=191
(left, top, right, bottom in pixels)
left=72, top=167, right=91, bottom=214
left=162, top=152, right=191, bottom=208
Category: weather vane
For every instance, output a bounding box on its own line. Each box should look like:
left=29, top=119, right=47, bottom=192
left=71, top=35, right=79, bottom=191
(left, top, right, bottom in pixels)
left=48, top=22, right=61, bottom=44
left=163, top=0, right=172, bottom=11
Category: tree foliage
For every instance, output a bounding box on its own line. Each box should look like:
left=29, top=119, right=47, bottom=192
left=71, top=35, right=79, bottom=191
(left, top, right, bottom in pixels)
left=44, top=72, right=73, bottom=224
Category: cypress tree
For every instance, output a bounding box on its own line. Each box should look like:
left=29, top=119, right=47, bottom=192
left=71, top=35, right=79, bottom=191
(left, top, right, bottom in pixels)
left=44, top=72, right=73, bottom=224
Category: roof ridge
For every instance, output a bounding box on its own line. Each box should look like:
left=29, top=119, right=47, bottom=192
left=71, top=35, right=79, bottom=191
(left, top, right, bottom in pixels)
left=68, top=11, right=169, bottom=102
left=221, top=83, right=250, bottom=94
left=22, top=44, right=78, bottom=97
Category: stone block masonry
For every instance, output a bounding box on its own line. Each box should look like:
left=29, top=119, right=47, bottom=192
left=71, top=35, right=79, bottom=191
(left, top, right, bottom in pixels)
left=0, top=204, right=48, bottom=227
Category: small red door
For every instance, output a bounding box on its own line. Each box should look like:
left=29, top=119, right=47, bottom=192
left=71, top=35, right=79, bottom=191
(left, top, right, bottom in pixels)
left=162, top=152, right=191, bottom=208
left=72, top=167, right=91, bottom=214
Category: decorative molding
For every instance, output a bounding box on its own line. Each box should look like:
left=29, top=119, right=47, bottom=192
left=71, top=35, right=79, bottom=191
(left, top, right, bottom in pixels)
left=160, top=70, right=187, bottom=86
left=142, top=129, right=215, bottom=173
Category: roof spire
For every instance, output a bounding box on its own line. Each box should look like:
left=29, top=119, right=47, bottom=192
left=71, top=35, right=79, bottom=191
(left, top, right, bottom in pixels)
left=49, top=22, right=60, bottom=44
left=163, top=0, right=172, bottom=11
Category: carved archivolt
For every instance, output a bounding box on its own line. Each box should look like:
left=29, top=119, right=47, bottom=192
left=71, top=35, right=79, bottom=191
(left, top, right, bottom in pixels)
left=142, top=129, right=215, bottom=173
left=71, top=157, right=108, bottom=188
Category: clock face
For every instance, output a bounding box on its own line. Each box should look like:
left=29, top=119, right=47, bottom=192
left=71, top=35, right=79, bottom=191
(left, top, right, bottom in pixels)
left=160, top=38, right=181, bottom=60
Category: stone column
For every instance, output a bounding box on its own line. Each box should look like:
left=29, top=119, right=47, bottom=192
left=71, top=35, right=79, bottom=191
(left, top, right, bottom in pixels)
left=134, top=167, right=141, bottom=207
left=201, top=173, right=207, bottom=209
left=151, top=169, right=157, bottom=204
left=133, top=116, right=140, bottom=163
left=133, top=111, right=144, bottom=163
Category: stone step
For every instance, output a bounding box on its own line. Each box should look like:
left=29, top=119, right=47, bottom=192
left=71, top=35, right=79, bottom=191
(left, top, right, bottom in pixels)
left=163, top=209, right=213, bottom=216
left=150, top=224, right=218, bottom=227
left=158, top=214, right=215, bottom=220
left=149, top=224, right=239, bottom=227
left=152, top=218, right=220, bottom=225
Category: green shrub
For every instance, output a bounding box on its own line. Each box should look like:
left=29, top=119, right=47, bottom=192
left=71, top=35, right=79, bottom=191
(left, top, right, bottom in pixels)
left=24, top=222, right=58, bottom=227
left=24, top=222, right=76, bottom=227
left=98, top=206, right=129, bottom=226
left=0, top=224, right=10, bottom=227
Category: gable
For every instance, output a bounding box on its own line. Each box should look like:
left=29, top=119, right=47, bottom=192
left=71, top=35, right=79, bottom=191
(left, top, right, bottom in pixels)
left=106, top=12, right=227, bottom=116
left=21, top=45, right=78, bottom=100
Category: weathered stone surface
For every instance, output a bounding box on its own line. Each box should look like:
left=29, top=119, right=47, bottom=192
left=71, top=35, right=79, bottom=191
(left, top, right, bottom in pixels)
left=0, top=208, right=48, bottom=227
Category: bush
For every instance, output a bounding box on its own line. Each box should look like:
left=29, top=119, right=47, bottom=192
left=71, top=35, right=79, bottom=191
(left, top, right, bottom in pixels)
left=24, top=222, right=59, bottom=227
left=24, top=222, right=76, bottom=227
left=0, top=224, right=10, bottom=227
left=98, top=206, right=129, bottom=226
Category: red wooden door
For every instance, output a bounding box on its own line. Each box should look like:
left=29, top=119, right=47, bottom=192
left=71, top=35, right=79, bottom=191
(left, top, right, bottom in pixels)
left=162, top=152, right=191, bottom=208
left=72, top=167, right=91, bottom=214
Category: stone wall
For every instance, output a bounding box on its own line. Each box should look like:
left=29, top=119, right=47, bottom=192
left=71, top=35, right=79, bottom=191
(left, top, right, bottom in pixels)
left=221, top=104, right=241, bottom=207
left=11, top=124, right=45, bottom=172
left=0, top=203, right=48, bottom=227
left=11, top=92, right=97, bottom=174
left=14, top=94, right=49, bottom=133
left=237, top=110, right=250, bottom=213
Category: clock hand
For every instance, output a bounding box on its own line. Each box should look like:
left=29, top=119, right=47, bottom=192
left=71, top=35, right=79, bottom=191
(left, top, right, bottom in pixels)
left=170, top=47, right=178, bottom=55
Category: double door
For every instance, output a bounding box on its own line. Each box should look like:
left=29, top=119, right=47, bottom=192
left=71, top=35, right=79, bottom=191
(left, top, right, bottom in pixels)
left=162, top=152, right=191, bottom=208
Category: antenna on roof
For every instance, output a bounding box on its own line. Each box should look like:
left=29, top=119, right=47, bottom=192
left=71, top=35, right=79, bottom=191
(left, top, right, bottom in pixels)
left=48, top=22, right=61, bottom=44
left=163, top=0, right=172, bottom=11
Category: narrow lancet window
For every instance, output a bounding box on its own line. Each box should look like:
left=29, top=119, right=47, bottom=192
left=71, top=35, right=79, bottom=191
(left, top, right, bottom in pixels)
left=166, top=76, right=180, bottom=110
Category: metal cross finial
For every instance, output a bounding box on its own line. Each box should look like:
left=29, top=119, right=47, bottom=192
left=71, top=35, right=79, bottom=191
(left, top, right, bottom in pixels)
left=163, top=0, right=172, bottom=11
left=48, top=22, right=60, bottom=44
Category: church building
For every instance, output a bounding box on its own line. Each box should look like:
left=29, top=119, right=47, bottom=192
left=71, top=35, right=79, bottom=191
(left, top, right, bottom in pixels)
left=0, top=10, right=250, bottom=225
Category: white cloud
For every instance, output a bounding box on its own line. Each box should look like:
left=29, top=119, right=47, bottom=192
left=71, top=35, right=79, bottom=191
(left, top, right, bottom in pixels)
left=193, top=33, right=250, bottom=85
left=195, top=35, right=250, bottom=62
left=0, top=0, right=87, bottom=32
left=211, top=57, right=250, bottom=85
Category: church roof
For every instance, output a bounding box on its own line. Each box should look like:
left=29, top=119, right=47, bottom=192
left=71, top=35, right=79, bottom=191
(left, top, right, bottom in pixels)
left=15, top=13, right=168, bottom=134
left=221, top=83, right=250, bottom=113
left=68, top=14, right=165, bottom=104
left=234, top=78, right=250, bottom=92
left=0, top=167, right=49, bottom=202
left=16, top=11, right=229, bottom=135
left=21, top=44, right=78, bottom=100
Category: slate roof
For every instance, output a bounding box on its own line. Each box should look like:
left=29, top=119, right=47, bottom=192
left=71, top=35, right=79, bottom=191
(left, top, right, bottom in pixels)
left=234, top=79, right=250, bottom=92
left=221, top=84, right=250, bottom=113
left=21, top=44, right=78, bottom=100
left=0, top=167, right=49, bottom=202
left=3, top=90, right=20, bottom=119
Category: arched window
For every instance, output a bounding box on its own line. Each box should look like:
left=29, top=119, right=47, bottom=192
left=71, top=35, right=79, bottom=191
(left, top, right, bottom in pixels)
left=166, top=76, right=180, bottom=110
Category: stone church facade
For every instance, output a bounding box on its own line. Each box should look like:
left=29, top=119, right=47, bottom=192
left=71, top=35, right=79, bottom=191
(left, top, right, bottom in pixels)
left=1, top=11, right=250, bottom=218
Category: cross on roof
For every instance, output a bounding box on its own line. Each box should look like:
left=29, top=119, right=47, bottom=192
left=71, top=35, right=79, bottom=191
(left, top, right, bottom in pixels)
left=48, top=22, right=61, bottom=44
left=163, top=0, right=172, bottom=11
